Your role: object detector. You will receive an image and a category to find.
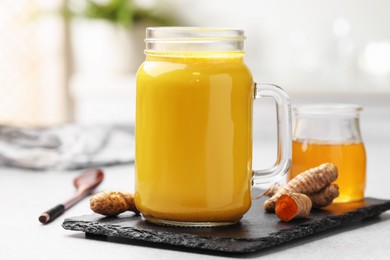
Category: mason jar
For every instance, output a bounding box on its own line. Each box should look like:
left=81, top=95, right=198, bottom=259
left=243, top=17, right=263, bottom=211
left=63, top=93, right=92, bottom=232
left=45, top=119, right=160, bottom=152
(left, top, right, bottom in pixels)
left=135, top=27, right=292, bottom=226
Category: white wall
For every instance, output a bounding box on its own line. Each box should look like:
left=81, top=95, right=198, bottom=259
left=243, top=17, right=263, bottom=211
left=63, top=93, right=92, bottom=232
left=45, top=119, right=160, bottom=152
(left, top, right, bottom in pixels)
left=70, top=0, right=390, bottom=125
left=157, top=0, right=390, bottom=93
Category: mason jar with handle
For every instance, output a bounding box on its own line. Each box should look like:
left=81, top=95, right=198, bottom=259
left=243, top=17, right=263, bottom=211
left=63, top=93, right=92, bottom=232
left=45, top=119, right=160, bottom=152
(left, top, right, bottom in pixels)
left=135, top=27, right=292, bottom=227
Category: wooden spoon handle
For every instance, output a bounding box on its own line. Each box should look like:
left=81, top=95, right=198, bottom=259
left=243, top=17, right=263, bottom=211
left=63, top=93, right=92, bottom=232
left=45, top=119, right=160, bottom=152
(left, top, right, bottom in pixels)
left=62, top=190, right=90, bottom=210
left=39, top=204, right=65, bottom=224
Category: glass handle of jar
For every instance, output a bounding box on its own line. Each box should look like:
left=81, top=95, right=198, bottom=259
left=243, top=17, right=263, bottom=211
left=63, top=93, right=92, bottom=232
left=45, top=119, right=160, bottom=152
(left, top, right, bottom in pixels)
left=252, top=83, right=292, bottom=185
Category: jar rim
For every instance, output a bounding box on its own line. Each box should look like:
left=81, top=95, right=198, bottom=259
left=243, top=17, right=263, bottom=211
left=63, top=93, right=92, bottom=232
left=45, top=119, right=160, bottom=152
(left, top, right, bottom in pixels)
left=144, top=27, right=246, bottom=54
left=145, top=27, right=246, bottom=42
left=293, top=103, right=363, bottom=116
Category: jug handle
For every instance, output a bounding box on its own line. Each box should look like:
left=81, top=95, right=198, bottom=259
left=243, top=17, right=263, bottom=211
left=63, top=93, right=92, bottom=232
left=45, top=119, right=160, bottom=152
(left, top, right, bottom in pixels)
left=252, top=83, right=292, bottom=185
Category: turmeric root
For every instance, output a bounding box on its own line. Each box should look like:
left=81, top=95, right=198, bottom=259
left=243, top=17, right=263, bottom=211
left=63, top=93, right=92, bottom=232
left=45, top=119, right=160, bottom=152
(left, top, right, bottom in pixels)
left=265, top=182, right=339, bottom=209
left=275, top=193, right=312, bottom=222
left=263, top=183, right=282, bottom=197
left=90, top=191, right=139, bottom=216
left=264, top=163, right=338, bottom=212
left=309, top=184, right=339, bottom=208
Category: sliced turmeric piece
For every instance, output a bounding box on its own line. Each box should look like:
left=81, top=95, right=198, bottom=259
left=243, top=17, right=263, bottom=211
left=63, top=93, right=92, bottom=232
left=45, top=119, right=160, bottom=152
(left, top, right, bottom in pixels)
left=275, top=193, right=312, bottom=222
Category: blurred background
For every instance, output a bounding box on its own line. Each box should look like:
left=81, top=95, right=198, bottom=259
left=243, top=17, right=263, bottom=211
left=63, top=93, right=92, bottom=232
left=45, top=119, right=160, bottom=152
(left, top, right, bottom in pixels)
left=1, top=0, right=389, bottom=127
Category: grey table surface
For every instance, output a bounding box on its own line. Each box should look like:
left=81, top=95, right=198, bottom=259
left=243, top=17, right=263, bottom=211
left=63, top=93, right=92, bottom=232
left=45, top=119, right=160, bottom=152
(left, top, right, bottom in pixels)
left=1, top=93, right=390, bottom=259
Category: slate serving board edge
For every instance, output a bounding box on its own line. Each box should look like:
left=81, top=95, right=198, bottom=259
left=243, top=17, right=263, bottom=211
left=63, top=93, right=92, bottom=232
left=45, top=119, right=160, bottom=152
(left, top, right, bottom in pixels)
left=62, top=198, right=390, bottom=253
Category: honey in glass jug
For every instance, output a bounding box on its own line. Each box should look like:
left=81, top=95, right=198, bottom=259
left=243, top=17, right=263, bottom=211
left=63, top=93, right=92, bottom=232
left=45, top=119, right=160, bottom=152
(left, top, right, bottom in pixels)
left=289, top=104, right=366, bottom=203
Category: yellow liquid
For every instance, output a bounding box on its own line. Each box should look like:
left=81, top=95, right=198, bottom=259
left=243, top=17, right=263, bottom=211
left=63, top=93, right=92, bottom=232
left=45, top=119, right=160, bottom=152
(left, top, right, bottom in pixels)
left=290, top=140, right=366, bottom=203
left=135, top=53, right=253, bottom=222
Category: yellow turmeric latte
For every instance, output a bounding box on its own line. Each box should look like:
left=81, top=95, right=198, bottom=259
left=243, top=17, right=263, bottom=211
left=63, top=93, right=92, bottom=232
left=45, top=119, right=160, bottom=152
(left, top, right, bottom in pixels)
left=135, top=52, right=253, bottom=222
left=289, top=140, right=366, bottom=203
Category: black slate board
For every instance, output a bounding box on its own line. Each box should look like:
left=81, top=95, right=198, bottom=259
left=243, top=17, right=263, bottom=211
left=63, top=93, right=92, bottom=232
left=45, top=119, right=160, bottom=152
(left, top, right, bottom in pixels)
left=62, top=190, right=390, bottom=254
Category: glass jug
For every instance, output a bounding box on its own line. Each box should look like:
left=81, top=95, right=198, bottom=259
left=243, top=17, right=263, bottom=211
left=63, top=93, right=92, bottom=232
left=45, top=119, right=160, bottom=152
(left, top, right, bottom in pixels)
left=135, top=27, right=292, bottom=226
left=289, top=104, right=366, bottom=203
